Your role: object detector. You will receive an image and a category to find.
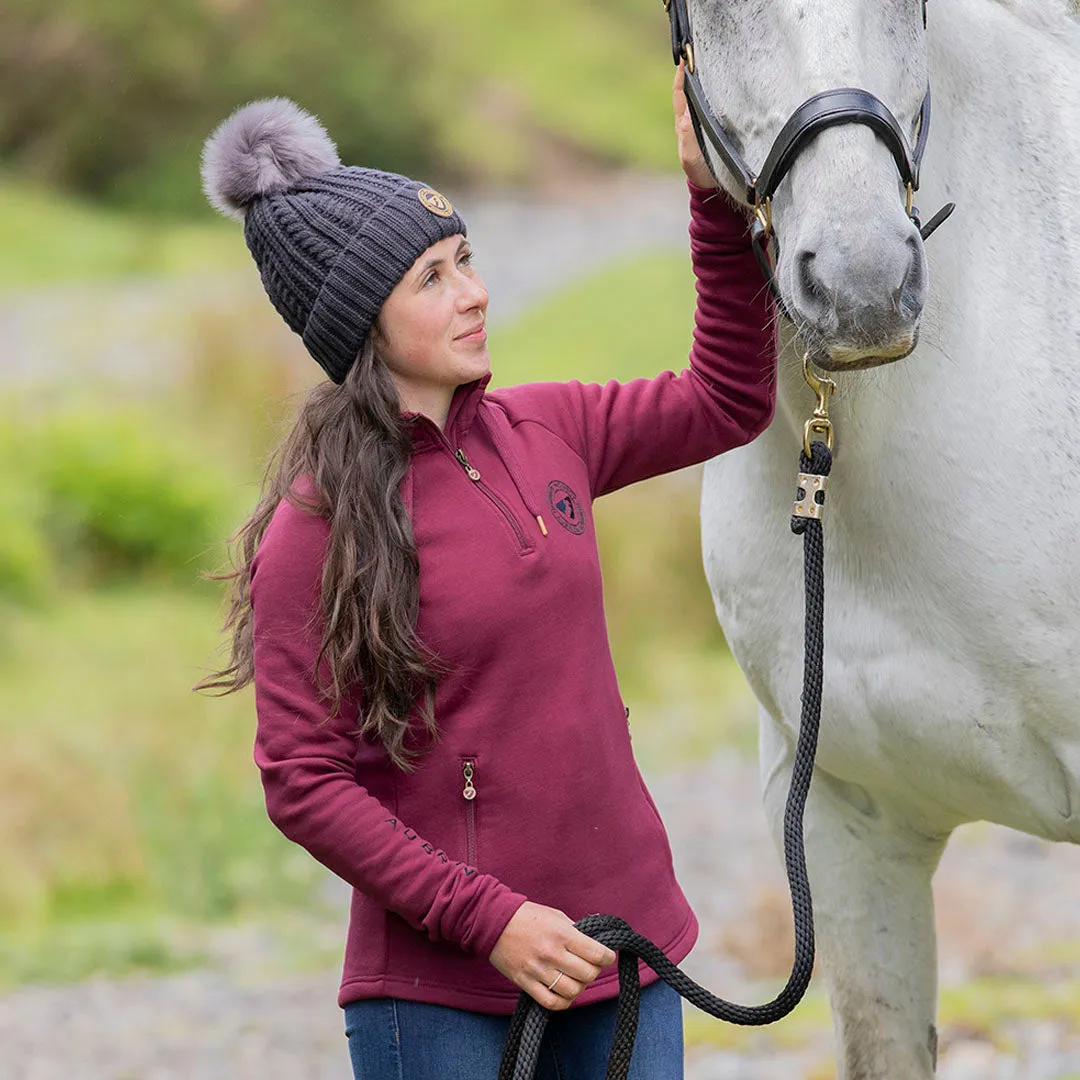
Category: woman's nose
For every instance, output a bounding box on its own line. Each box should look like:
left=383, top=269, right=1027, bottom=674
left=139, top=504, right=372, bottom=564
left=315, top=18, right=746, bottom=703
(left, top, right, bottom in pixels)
left=458, top=273, right=488, bottom=311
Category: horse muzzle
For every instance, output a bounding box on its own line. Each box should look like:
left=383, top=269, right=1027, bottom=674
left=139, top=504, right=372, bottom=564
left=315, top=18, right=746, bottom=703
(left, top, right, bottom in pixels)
left=781, top=223, right=926, bottom=370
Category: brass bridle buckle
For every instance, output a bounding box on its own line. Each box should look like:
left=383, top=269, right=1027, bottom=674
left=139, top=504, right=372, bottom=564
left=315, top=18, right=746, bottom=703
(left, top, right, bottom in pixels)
left=753, top=194, right=773, bottom=240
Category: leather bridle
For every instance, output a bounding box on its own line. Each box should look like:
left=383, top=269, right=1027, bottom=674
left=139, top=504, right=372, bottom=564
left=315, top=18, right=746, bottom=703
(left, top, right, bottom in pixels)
left=664, top=0, right=955, bottom=311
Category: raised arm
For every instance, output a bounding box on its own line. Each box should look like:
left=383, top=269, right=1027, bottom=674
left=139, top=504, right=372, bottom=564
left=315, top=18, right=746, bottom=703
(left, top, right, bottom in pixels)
left=490, top=181, right=777, bottom=497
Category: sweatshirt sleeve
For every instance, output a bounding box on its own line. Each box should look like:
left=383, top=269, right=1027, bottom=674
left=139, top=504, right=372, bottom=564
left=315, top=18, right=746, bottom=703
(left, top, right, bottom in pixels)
left=489, top=181, right=777, bottom=497
left=249, top=492, right=528, bottom=960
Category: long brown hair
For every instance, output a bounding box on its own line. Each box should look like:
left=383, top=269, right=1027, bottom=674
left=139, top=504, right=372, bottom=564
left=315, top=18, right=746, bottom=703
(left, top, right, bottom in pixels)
left=196, top=339, right=445, bottom=771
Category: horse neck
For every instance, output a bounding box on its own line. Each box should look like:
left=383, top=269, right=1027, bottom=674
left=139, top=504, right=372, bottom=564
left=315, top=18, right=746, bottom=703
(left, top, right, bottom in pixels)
left=775, top=0, right=1080, bottom=460
left=927, top=0, right=1080, bottom=224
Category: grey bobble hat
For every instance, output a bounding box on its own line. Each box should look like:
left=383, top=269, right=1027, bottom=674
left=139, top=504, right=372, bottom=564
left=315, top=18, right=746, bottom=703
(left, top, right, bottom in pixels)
left=200, top=97, right=467, bottom=383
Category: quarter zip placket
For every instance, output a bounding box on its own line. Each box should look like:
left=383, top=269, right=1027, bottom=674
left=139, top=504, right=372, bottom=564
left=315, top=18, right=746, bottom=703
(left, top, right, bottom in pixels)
left=410, top=412, right=544, bottom=552
left=453, top=446, right=534, bottom=553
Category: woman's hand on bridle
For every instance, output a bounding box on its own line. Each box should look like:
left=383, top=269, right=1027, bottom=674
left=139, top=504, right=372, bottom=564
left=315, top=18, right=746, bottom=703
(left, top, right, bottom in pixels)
left=674, top=60, right=717, bottom=190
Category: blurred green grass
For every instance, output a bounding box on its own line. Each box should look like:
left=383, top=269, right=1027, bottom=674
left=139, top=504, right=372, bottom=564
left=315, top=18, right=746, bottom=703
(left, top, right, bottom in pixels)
left=0, top=176, right=248, bottom=288
left=392, top=0, right=676, bottom=182
left=488, top=252, right=699, bottom=387
left=0, top=241, right=757, bottom=986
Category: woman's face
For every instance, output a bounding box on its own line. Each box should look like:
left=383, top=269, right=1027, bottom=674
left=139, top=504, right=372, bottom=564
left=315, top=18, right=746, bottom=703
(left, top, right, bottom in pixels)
left=373, top=234, right=490, bottom=407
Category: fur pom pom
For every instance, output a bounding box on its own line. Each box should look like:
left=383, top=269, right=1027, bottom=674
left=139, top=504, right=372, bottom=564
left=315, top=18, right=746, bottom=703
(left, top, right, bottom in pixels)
left=200, top=98, right=341, bottom=221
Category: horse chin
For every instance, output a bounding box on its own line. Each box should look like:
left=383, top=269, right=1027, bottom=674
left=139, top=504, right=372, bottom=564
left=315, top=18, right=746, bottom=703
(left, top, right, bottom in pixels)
left=810, top=331, right=919, bottom=372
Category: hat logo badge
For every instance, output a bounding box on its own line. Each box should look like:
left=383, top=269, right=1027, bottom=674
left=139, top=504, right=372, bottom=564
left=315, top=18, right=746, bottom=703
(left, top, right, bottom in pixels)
left=418, top=188, right=454, bottom=217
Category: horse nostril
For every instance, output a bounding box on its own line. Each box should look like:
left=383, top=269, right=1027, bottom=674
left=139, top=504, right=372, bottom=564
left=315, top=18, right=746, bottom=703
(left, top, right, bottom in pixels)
left=796, top=249, right=820, bottom=296
left=793, top=249, right=835, bottom=327
left=897, top=236, right=926, bottom=318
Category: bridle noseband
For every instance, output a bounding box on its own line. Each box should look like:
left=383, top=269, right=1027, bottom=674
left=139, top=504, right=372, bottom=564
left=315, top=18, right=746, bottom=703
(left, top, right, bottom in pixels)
left=665, top=0, right=955, bottom=312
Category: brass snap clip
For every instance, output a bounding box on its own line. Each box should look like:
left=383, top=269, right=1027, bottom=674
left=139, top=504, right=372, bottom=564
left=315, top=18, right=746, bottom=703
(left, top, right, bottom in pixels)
left=801, top=351, right=836, bottom=459
left=793, top=353, right=836, bottom=519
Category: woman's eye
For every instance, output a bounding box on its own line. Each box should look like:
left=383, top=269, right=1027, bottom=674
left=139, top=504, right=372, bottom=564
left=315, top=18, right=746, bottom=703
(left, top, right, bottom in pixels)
left=422, top=270, right=439, bottom=287
left=459, top=250, right=474, bottom=267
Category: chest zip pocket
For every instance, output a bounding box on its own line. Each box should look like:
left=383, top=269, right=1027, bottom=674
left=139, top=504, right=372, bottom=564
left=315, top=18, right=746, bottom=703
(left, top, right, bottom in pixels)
left=461, top=758, right=478, bottom=867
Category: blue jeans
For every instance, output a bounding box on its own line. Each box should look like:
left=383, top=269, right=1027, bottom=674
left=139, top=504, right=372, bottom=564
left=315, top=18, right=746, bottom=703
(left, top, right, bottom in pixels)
left=344, top=978, right=684, bottom=1080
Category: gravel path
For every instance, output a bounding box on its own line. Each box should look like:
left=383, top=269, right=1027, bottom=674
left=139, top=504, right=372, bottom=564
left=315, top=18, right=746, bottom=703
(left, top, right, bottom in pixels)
left=654, top=754, right=1080, bottom=1080
left=1, top=749, right=1077, bottom=1080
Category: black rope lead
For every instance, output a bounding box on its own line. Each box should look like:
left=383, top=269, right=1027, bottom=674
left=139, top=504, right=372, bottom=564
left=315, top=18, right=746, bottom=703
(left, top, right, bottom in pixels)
left=499, top=441, right=834, bottom=1080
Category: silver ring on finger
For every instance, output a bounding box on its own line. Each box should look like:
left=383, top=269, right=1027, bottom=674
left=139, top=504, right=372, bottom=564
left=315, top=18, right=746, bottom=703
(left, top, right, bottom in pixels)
left=547, top=970, right=565, bottom=992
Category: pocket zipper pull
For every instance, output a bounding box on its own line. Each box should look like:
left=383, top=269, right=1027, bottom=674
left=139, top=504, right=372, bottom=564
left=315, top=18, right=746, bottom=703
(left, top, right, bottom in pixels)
left=462, top=761, right=477, bottom=800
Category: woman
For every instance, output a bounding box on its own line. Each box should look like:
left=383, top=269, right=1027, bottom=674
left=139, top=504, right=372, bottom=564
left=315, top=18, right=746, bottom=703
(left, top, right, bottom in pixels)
left=198, top=65, right=775, bottom=1079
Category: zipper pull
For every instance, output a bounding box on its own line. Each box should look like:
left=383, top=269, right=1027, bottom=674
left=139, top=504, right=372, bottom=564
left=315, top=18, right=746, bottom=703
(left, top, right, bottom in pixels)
left=455, top=448, right=481, bottom=482
left=462, top=761, right=477, bottom=800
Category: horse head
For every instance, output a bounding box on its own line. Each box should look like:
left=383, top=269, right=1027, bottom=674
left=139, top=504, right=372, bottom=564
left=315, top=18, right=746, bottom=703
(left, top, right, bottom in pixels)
left=686, top=0, right=932, bottom=370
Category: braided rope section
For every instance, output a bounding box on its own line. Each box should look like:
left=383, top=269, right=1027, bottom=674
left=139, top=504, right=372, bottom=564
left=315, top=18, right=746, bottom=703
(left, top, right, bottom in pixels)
left=498, top=441, right=833, bottom=1080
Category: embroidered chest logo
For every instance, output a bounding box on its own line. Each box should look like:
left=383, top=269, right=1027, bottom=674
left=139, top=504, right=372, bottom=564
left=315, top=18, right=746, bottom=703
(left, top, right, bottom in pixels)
left=546, top=480, right=586, bottom=535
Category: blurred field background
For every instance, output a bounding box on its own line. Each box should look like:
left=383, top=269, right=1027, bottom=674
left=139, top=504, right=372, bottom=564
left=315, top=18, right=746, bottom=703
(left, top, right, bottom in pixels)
left=2, top=3, right=1077, bottom=1077
left=0, top=248, right=759, bottom=987
left=0, top=0, right=758, bottom=991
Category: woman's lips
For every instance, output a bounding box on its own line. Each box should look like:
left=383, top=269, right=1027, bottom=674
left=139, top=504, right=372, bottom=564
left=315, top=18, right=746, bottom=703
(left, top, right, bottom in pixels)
left=456, top=327, right=487, bottom=343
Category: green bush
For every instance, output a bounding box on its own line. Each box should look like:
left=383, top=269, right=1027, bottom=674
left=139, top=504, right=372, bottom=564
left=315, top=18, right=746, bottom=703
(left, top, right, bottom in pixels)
left=0, top=475, right=52, bottom=606
left=0, top=0, right=674, bottom=215
left=26, top=404, right=237, bottom=585
left=0, top=0, right=437, bottom=215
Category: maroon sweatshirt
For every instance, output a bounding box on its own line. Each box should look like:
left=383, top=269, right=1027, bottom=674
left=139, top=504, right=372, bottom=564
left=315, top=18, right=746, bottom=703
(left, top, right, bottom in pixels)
left=250, top=182, right=777, bottom=1013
